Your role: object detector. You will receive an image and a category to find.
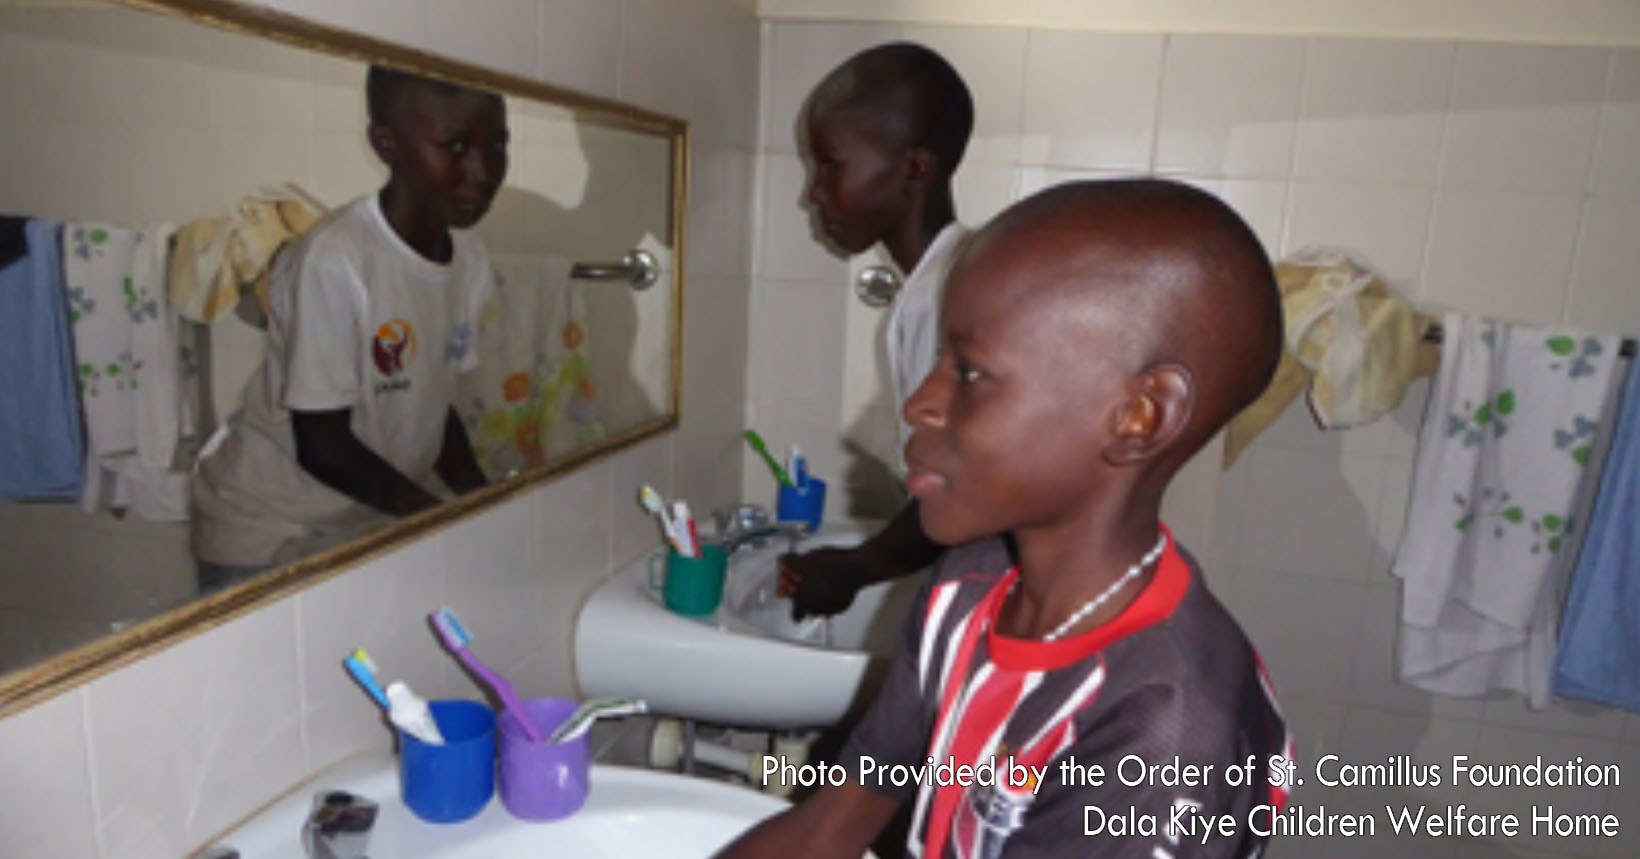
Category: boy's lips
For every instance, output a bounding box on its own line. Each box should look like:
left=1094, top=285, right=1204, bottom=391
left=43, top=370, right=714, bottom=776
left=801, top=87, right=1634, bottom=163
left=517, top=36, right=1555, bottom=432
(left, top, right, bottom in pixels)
left=905, top=468, right=945, bottom=498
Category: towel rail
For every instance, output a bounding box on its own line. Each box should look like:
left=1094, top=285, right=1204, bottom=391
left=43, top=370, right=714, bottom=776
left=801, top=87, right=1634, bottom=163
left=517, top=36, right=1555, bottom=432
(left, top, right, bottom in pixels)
left=570, top=249, right=659, bottom=290
left=1421, top=323, right=1636, bottom=358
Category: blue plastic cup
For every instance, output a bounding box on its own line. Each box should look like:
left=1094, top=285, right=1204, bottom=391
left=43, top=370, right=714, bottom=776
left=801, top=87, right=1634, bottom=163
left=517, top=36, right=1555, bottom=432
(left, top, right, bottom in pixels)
left=399, top=699, right=496, bottom=823
left=776, top=477, right=827, bottom=532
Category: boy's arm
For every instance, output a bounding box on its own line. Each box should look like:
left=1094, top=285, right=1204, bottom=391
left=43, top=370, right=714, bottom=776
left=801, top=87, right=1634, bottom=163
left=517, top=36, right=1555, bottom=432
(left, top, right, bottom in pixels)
left=779, top=500, right=942, bottom=618
left=713, top=782, right=902, bottom=859
left=291, top=408, right=443, bottom=517
left=434, top=407, right=488, bottom=494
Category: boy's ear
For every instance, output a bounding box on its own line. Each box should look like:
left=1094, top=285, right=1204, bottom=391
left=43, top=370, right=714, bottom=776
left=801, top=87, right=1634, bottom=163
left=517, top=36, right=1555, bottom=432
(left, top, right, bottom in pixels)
left=367, top=122, right=400, bottom=166
left=902, top=146, right=936, bottom=191
left=1103, top=364, right=1194, bottom=466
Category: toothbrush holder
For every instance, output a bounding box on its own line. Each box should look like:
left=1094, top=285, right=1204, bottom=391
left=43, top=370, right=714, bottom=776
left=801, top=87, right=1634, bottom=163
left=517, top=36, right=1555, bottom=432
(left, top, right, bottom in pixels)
left=497, top=698, right=591, bottom=822
left=399, top=699, right=495, bottom=823
left=776, top=477, right=827, bottom=532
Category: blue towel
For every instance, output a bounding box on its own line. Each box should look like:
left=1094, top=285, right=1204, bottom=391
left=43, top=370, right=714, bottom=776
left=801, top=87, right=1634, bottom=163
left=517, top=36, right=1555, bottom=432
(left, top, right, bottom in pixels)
left=1553, top=357, right=1640, bottom=712
left=0, top=219, right=84, bottom=500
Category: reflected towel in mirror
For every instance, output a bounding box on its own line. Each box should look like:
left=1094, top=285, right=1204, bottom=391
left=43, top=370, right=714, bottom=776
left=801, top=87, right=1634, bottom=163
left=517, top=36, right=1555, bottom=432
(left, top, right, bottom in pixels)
left=460, top=253, right=603, bottom=478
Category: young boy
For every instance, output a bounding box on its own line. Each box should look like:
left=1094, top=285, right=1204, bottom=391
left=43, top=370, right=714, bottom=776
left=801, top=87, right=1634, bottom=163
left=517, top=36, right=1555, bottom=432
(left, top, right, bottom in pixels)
left=778, top=42, right=973, bottom=619
left=190, top=65, right=505, bottom=589
left=718, top=179, right=1292, bottom=859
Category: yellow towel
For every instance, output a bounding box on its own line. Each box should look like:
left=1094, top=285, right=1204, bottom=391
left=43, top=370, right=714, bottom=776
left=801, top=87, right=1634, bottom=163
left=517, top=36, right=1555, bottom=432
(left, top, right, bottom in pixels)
left=1224, top=249, right=1437, bottom=468
left=168, top=184, right=326, bottom=324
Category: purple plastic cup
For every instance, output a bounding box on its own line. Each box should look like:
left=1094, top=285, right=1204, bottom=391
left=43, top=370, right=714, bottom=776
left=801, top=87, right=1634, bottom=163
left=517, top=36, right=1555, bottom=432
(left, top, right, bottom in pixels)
left=497, top=698, right=591, bottom=822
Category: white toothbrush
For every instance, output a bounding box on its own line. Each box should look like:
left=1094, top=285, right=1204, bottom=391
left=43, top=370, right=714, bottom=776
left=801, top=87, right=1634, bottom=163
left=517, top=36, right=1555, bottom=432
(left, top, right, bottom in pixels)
left=548, top=697, right=649, bottom=744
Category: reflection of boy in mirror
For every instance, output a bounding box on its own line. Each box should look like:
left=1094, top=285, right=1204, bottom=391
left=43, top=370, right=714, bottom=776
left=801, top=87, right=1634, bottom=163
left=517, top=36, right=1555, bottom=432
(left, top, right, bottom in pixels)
left=777, top=43, right=972, bottom=619
left=190, top=65, right=507, bottom=590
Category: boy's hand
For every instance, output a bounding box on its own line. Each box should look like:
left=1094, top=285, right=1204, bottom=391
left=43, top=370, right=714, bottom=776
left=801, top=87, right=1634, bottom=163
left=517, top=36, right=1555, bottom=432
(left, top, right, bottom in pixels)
left=777, top=548, right=871, bottom=620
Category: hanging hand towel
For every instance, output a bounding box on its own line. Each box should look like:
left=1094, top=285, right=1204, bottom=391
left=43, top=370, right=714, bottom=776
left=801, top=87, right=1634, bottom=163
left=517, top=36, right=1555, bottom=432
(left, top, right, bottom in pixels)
left=1392, top=311, right=1622, bottom=707
left=64, top=221, right=142, bottom=464
left=0, top=218, right=84, bottom=500
left=1551, top=356, right=1640, bottom=712
left=1224, top=248, right=1437, bottom=468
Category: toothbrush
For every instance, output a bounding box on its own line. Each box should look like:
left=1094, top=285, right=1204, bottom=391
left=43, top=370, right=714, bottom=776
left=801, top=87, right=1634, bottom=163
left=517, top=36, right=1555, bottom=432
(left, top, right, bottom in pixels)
left=429, top=607, right=548, bottom=743
left=547, top=697, right=649, bottom=744
left=744, top=430, right=794, bottom=487
left=639, top=484, right=684, bottom=554
left=344, top=649, right=389, bottom=709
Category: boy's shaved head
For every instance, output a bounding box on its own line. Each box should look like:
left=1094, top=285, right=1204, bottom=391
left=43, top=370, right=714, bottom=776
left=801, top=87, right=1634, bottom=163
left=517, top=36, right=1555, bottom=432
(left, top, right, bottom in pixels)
left=807, top=42, right=973, bottom=177
left=962, top=179, right=1281, bottom=461
left=366, top=64, right=497, bottom=129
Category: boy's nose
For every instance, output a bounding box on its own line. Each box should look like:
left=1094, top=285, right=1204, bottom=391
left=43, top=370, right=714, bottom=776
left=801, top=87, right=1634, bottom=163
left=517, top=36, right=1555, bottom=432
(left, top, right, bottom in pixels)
left=903, top=368, right=947, bottom=429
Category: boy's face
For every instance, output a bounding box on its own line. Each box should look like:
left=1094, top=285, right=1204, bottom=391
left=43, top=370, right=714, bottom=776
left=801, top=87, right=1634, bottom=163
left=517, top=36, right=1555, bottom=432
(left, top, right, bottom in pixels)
left=902, top=232, right=1133, bottom=546
left=803, top=106, right=911, bottom=254
left=375, top=88, right=509, bottom=230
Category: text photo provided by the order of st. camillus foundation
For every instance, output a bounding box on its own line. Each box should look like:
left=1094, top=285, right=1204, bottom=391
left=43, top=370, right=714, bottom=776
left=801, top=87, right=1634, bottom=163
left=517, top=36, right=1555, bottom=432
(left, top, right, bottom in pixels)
left=762, top=749, right=1624, bottom=848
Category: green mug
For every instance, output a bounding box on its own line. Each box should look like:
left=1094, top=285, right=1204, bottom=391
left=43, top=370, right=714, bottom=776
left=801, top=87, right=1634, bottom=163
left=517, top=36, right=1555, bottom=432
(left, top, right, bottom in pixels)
left=649, top=543, right=728, bottom=617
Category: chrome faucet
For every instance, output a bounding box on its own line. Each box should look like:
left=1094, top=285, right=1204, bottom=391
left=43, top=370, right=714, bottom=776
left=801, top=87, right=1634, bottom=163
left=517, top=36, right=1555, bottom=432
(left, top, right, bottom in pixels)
left=711, top=504, right=809, bottom=555
left=302, top=790, right=377, bottom=859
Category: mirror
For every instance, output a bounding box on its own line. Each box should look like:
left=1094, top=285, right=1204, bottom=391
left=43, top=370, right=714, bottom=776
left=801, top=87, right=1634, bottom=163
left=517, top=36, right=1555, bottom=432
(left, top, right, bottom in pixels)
left=0, top=0, right=685, bottom=713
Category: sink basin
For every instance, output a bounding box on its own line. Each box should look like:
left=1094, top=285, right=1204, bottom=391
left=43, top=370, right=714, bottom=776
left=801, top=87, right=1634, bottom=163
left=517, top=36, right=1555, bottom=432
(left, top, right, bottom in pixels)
left=204, top=753, right=791, bottom=858
left=574, top=522, right=926, bottom=729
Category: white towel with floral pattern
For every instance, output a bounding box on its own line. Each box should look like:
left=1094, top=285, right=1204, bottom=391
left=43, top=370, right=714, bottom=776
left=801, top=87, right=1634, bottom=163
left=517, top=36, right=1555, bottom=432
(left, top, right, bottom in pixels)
left=1392, top=310, right=1622, bottom=707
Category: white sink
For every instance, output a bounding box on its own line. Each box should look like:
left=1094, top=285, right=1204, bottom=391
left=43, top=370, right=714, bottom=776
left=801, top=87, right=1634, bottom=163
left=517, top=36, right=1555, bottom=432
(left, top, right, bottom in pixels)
left=574, top=522, right=926, bottom=729
left=204, top=753, right=791, bottom=858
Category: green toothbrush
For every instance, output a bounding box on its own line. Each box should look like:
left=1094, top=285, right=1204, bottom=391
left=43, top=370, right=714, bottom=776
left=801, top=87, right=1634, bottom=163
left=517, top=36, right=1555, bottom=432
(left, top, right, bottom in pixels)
left=744, top=430, right=794, bottom=487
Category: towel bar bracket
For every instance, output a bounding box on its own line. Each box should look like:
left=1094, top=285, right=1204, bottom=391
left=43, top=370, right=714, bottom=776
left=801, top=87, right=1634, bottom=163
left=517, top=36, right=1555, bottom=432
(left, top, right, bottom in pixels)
left=570, top=249, right=659, bottom=290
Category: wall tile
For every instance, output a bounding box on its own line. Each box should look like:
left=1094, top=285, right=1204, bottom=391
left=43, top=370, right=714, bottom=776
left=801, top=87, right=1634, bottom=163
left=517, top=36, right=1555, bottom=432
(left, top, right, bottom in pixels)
left=1566, top=195, right=1640, bottom=332
left=441, top=494, right=546, bottom=691
left=297, top=538, right=448, bottom=772
left=900, top=23, right=1028, bottom=167
left=1293, top=38, right=1452, bottom=184
left=689, top=144, right=758, bottom=279
left=535, top=460, right=612, bottom=696
left=761, top=21, right=902, bottom=154
left=279, top=0, right=430, bottom=51
left=746, top=278, right=848, bottom=414
left=536, top=0, right=621, bottom=99
left=1422, top=189, right=1583, bottom=321
left=427, top=0, right=538, bottom=80
left=1216, top=566, right=1370, bottom=702
left=0, top=691, right=99, bottom=859
left=1235, top=447, right=1386, bottom=582
left=1440, top=43, right=1607, bottom=194
left=1156, top=34, right=1306, bottom=178
left=1021, top=31, right=1163, bottom=171
left=953, top=162, right=1021, bottom=225
left=622, top=0, right=760, bottom=147
left=1589, top=49, right=1640, bottom=197
left=1284, top=182, right=1434, bottom=290
left=86, top=601, right=303, bottom=859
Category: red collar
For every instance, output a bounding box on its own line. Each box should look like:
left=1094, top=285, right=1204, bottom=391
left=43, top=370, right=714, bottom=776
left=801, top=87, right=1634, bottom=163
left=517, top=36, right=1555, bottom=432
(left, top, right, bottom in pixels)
left=983, top=525, right=1190, bottom=673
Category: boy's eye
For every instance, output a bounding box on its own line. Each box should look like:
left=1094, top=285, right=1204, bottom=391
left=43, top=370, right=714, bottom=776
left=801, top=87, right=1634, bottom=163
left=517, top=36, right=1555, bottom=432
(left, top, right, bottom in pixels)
left=444, top=140, right=470, bottom=155
left=954, top=361, right=982, bottom=384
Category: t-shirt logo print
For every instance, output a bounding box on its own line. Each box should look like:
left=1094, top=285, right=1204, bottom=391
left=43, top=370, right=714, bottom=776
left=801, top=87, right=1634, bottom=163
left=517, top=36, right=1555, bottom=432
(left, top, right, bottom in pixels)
left=372, top=319, right=418, bottom=376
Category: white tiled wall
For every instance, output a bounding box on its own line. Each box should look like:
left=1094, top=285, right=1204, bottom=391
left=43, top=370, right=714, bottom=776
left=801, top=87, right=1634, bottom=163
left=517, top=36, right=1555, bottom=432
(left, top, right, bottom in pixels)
left=0, top=1, right=758, bottom=856
left=752, top=22, right=1640, bottom=859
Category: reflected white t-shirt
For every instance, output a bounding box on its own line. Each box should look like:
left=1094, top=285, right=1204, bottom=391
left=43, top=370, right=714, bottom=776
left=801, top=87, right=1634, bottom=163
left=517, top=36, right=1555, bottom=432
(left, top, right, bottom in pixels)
left=192, top=194, right=493, bottom=566
left=888, top=223, right=969, bottom=456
